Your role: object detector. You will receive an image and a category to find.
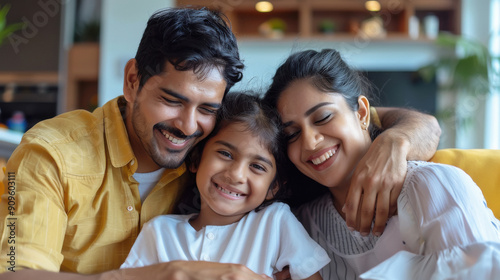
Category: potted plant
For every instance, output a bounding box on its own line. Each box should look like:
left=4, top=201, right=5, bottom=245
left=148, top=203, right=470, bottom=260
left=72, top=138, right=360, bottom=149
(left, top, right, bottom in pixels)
left=418, top=32, right=497, bottom=147
left=0, top=4, right=24, bottom=46
left=74, top=20, right=100, bottom=43
left=259, top=18, right=286, bottom=39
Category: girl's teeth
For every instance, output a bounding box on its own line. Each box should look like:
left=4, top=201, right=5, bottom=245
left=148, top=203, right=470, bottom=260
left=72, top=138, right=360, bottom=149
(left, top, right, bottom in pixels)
left=311, top=150, right=335, bottom=165
left=216, top=185, right=242, bottom=197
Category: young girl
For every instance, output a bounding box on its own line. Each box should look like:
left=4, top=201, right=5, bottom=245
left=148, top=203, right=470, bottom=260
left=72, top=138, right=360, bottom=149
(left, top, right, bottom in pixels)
left=121, top=93, right=330, bottom=280
left=263, top=49, right=500, bottom=279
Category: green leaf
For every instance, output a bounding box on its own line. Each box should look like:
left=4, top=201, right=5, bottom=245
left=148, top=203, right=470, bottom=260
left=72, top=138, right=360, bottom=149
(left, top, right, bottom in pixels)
left=0, top=4, right=11, bottom=19
left=0, top=4, right=11, bottom=31
left=0, top=22, right=24, bottom=45
left=454, top=56, right=486, bottom=82
left=456, top=37, right=490, bottom=65
left=417, top=64, right=436, bottom=83
left=0, top=4, right=24, bottom=46
left=435, top=32, right=460, bottom=48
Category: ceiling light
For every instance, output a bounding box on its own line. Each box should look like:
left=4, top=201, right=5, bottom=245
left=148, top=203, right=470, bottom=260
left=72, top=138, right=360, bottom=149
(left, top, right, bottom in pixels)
left=256, top=1, right=273, bottom=13
left=365, top=1, right=381, bottom=12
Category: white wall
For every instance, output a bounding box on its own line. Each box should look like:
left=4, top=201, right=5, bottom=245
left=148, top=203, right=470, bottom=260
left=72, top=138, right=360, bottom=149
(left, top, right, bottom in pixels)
left=98, top=0, right=174, bottom=105
left=486, top=0, right=500, bottom=149
left=453, top=0, right=491, bottom=148
left=462, top=0, right=490, bottom=45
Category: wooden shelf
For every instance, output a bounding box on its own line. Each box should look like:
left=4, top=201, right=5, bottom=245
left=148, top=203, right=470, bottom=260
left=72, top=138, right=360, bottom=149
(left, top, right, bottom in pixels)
left=66, top=43, right=99, bottom=112
left=235, top=33, right=437, bottom=43
left=0, top=72, right=59, bottom=84
left=176, top=0, right=461, bottom=40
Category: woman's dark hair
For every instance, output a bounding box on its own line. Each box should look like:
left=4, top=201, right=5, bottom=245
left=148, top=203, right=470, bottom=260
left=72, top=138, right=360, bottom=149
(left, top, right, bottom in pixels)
left=187, top=92, right=288, bottom=211
left=265, top=49, right=368, bottom=114
left=135, top=7, right=244, bottom=94
left=263, top=49, right=382, bottom=207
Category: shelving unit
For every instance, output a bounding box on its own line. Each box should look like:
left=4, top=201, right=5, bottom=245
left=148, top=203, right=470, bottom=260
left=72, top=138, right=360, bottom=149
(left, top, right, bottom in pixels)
left=0, top=72, right=59, bottom=130
left=176, top=0, right=461, bottom=40
left=66, top=42, right=100, bottom=112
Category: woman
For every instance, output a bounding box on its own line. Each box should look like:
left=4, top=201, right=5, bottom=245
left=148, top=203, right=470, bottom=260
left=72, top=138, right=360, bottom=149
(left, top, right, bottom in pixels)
left=263, top=49, right=500, bottom=279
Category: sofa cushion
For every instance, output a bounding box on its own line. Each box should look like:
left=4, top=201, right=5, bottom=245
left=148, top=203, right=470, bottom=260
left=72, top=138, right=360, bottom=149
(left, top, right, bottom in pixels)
left=430, top=149, right=500, bottom=219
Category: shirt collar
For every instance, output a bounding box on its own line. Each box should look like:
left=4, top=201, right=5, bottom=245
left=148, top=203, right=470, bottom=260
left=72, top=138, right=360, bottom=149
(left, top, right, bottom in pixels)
left=103, top=96, right=136, bottom=168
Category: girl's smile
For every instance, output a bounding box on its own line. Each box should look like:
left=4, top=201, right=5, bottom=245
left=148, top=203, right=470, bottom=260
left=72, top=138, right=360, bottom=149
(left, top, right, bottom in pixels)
left=192, top=122, right=277, bottom=228
left=213, top=180, right=247, bottom=200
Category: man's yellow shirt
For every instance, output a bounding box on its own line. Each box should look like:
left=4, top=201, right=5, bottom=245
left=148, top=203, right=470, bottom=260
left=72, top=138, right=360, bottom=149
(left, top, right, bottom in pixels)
left=0, top=97, right=188, bottom=274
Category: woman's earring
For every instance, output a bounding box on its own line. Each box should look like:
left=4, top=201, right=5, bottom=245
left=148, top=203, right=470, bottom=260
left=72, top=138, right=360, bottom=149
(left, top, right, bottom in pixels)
left=362, top=122, right=368, bottom=130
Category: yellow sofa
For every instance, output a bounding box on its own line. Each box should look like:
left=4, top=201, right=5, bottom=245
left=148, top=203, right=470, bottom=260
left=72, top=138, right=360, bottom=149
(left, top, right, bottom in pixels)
left=430, top=149, right=500, bottom=219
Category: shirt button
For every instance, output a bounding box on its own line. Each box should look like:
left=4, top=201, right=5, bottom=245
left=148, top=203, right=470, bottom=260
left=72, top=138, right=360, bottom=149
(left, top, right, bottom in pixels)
left=127, top=206, right=134, bottom=211
left=202, top=254, right=210, bottom=261
left=207, top=232, right=215, bottom=240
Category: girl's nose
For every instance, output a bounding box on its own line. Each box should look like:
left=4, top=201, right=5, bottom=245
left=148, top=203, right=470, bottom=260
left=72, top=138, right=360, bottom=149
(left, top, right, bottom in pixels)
left=224, top=162, right=247, bottom=184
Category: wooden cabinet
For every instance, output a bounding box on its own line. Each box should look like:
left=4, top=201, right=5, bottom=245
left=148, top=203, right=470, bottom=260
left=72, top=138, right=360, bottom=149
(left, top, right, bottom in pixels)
left=66, top=43, right=99, bottom=112
left=176, top=0, right=460, bottom=40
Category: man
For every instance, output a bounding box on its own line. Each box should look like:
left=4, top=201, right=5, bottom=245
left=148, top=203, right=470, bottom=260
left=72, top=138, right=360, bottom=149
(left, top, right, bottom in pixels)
left=0, top=7, right=440, bottom=280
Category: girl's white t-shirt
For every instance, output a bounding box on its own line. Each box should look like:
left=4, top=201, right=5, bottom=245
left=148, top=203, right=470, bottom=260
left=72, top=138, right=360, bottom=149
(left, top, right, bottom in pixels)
left=121, top=202, right=330, bottom=279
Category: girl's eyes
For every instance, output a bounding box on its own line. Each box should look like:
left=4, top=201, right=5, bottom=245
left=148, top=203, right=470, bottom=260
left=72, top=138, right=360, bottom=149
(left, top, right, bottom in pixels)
left=217, top=150, right=232, bottom=159
left=217, top=150, right=268, bottom=173
left=250, top=163, right=267, bottom=173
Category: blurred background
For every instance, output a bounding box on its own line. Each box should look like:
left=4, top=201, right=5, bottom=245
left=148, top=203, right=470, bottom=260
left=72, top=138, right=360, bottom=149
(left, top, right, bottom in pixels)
left=0, top=0, right=499, bottom=168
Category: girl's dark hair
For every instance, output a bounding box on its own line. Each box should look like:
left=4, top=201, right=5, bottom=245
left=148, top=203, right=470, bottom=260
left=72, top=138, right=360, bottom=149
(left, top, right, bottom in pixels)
left=263, top=49, right=383, bottom=207
left=187, top=92, right=288, bottom=211
left=135, top=7, right=244, bottom=94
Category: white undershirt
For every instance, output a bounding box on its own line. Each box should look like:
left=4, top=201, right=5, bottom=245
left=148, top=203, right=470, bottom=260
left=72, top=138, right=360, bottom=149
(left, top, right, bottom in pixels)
left=132, top=168, right=165, bottom=203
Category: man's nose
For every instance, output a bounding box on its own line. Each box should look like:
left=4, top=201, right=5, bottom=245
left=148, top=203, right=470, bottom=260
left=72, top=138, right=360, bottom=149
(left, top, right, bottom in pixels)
left=174, top=108, right=198, bottom=136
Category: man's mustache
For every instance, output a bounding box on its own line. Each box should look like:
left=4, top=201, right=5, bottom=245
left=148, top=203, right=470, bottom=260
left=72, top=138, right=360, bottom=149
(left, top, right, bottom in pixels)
left=154, top=123, right=203, bottom=140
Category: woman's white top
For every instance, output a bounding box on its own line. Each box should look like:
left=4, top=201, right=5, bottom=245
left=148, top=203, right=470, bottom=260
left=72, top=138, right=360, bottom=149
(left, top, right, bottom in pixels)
left=296, top=161, right=500, bottom=280
left=121, top=202, right=330, bottom=279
